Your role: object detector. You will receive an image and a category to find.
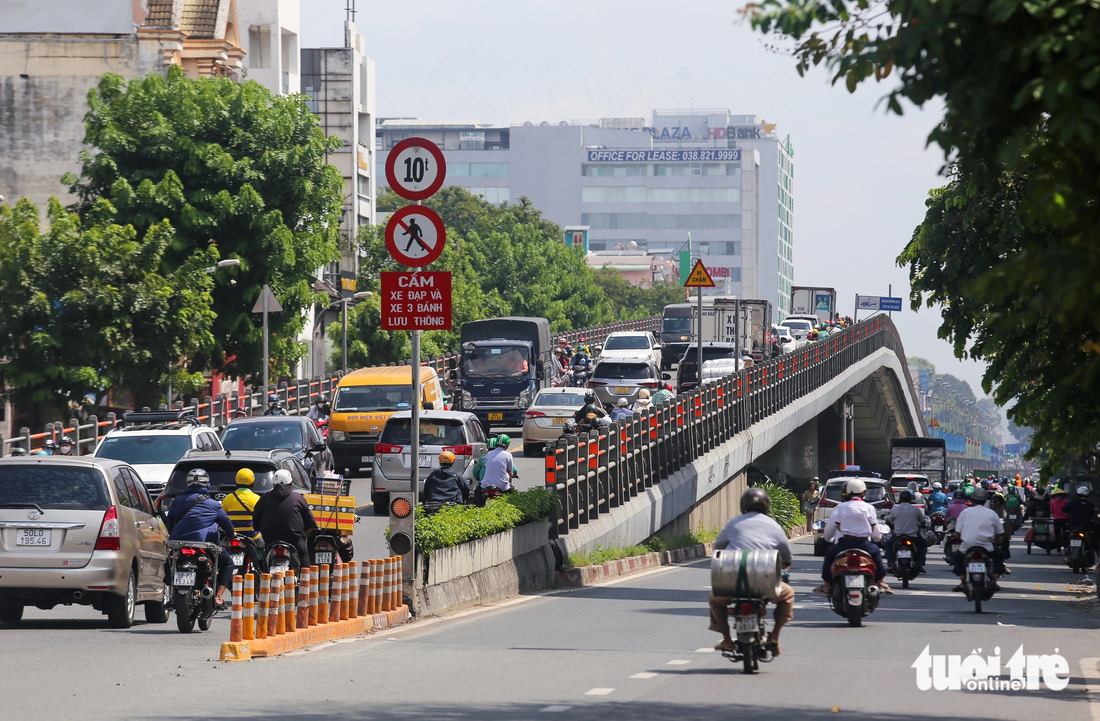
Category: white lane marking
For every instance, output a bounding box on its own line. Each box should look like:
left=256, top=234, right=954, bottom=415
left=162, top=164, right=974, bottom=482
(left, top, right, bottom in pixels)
left=630, top=672, right=658, bottom=679
left=585, top=687, right=615, bottom=696
left=541, top=706, right=573, bottom=712
left=695, top=647, right=716, bottom=653
left=1080, top=658, right=1100, bottom=721
left=666, top=659, right=691, bottom=665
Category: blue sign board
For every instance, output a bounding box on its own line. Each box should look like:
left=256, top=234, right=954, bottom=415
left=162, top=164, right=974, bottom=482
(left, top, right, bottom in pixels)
left=879, top=297, right=903, bottom=312
left=585, top=149, right=742, bottom=163
left=1005, top=443, right=1028, bottom=456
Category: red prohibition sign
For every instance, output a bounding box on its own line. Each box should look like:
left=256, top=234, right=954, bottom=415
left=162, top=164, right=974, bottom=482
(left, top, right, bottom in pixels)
left=385, top=205, right=446, bottom=267
left=385, top=137, right=447, bottom=201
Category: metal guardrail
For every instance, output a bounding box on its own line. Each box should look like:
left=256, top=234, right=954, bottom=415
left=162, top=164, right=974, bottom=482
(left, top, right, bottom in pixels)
left=543, top=315, right=917, bottom=537
left=1, top=316, right=663, bottom=457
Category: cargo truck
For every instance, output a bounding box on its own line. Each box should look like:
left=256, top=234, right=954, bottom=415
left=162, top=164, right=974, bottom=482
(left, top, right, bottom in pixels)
left=790, top=286, right=838, bottom=324
left=890, top=437, right=947, bottom=488
left=661, top=297, right=775, bottom=366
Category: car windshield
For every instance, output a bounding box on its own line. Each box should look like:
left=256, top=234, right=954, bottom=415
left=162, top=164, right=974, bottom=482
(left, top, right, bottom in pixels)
left=824, top=484, right=889, bottom=503
left=0, top=465, right=111, bottom=510
left=380, top=419, right=465, bottom=446
left=891, top=477, right=927, bottom=488
left=462, top=346, right=530, bottom=378
left=94, top=435, right=192, bottom=465
left=534, top=391, right=587, bottom=408
left=681, top=347, right=736, bottom=363
left=662, top=316, right=693, bottom=334
left=604, top=336, right=650, bottom=350
left=782, top=320, right=813, bottom=333
left=333, top=385, right=413, bottom=413
left=166, top=464, right=277, bottom=494
left=593, top=362, right=654, bottom=380
left=222, top=424, right=304, bottom=452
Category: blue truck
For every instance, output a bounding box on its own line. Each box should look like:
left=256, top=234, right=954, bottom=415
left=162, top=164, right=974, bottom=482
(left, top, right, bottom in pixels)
left=453, top=317, right=554, bottom=432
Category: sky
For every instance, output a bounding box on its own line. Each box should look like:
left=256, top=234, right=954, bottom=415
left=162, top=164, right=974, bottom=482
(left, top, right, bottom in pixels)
left=300, top=0, right=996, bottom=415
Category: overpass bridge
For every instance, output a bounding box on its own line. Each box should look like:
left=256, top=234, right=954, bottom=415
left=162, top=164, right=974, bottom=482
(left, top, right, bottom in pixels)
left=543, top=315, right=924, bottom=554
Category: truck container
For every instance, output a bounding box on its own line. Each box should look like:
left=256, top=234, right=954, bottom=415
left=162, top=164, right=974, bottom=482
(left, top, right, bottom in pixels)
left=790, top=286, right=837, bottom=324
left=890, top=437, right=947, bottom=488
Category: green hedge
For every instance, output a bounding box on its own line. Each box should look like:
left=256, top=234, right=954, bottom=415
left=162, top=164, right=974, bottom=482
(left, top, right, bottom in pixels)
left=411, top=488, right=559, bottom=555
left=753, top=481, right=806, bottom=533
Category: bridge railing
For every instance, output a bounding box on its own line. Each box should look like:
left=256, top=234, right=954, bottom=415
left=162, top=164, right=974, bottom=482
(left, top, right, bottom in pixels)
left=544, top=314, right=913, bottom=537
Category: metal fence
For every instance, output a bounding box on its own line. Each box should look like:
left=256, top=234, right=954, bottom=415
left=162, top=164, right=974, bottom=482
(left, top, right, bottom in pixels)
left=1, top=315, right=662, bottom=457
left=544, top=314, right=917, bottom=537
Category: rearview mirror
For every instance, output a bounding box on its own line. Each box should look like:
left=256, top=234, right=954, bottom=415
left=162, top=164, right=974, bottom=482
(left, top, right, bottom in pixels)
left=312, top=441, right=326, bottom=452
left=423, top=401, right=435, bottom=411
left=661, top=372, right=672, bottom=380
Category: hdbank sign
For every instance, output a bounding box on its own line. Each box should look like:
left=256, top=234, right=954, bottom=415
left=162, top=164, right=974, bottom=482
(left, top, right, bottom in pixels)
left=586, top=149, right=742, bottom=163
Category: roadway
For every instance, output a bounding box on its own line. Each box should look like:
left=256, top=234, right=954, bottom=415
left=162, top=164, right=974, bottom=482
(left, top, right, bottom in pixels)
left=4, top=533, right=1098, bottom=719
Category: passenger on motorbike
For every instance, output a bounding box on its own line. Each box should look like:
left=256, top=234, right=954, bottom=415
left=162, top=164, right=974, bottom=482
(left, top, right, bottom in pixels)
left=221, top=468, right=263, bottom=568
left=570, top=346, right=593, bottom=371
left=990, top=492, right=1013, bottom=574
left=573, top=390, right=608, bottom=426
left=946, top=490, right=968, bottom=521
left=883, top=490, right=928, bottom=572
left=166, top=469, right=236, bottom=609
left=951, top=487, right=1005, bottom=592
left=632, top=388, right=653, bottom=413
left=609, top=397, right=635, bottom=422
left=423, top=450, right=470, bottom=506
left=650, top=381, right=675, bottom=406
left=57, top=435, right=76, bottom=456
left=928, top=482, right=949, bottom=514
left=252, top=469, right=318, bottom=566
left=306, top=394, right=329, bottom=422
left=1024, top=485, right=1050, bottom=521
left=1065, top=487, right=1097, bottom=534
left=709, top=488, right=795, bottom=656
left=815, top=480, right=890, bottom=595
left=262, top=392, right=288, bottom=416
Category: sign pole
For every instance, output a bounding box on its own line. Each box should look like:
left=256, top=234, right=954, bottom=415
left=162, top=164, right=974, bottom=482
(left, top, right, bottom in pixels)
left=888, top=284, right=892, bottom=319
left=408, top=199, right=422, bottom=582
left=262, top=292, right=269, bottom=395
left=853, top=293, right=858, bottom=323
left=696, top=285, right=703, bottom=383
left=734, top=298, right=740, bottom=368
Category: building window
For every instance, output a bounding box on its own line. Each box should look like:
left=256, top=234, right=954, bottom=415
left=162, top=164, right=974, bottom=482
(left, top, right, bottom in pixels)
left=469, top=187, right=510, bottom=204
left=726, top=163, right=742, bottom=176
left=646, top=187, right=741, bottom=203
left=581, top=213, right=740, bottom=230
left=386, top=133, right=409, bottom=150
left=357, top=175, right=371, bottom=197
left=581, top=186, right=647, bottom=203
left=582, top=165, right=647, bottom=177
left=449, top=163, right=509, bottom=178
left=249, top=27, right=268, bottom=69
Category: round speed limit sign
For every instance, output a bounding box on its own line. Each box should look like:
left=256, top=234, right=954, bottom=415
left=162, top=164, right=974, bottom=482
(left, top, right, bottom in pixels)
left=385, top=137, right=447, bottom=201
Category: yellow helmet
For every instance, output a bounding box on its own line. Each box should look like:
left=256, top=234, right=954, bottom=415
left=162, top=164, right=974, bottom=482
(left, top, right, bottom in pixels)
left=438, top=450, right=456, bottom=466
left=235, top=468, right=255, bottom=486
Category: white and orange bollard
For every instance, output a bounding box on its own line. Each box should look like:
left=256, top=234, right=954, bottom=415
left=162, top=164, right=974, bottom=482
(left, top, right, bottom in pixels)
left=284, top=570, right=296, bottom=632
left=257, top=573, right=270, bottom=640
left=348, top=561, right=359, bottom=619
left=229, top=574, right=244, bottom=642
left=309, top=565, right=319, bottom=626
left=243, top=573, right=255, bottom=641
left=357, top=562, right=370, bottom=617
left=297, top=567, right=311, bottom=628
left=271, top=572, right=284, bottom=637
left=330, top=561, right=343, bottom=623
left=318, top=565, right=330, bottom=625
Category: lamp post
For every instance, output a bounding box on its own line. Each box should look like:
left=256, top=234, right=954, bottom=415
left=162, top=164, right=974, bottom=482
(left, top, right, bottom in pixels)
left=341, top=291, right=373, bottom=375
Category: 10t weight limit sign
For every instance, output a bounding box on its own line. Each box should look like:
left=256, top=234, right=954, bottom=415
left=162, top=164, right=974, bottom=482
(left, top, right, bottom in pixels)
left=380, top=272, right=452, bottom=331
left=385, top=137, right=447, bottom=201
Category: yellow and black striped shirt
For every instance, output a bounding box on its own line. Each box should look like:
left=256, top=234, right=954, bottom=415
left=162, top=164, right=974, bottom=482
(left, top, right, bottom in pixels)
left=221, top=488, right=261, bottom=539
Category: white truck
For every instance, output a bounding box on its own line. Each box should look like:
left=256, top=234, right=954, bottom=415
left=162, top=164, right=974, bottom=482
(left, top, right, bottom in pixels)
left=698, top=297, right=774, bottom=361
left=790, top=286, right=837, bottom=324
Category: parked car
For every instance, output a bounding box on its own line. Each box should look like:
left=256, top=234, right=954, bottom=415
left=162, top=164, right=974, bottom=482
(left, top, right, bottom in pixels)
left=598, top=331, right=662, bottom=368
left=811, top=477, right=894, bottom=555
left=522, top=387, right=589, bottom=455
left=93, top=410, right=224, bottom=497
left=0, top=456, right=169, bottom=628
left=371, top=410, right=489, bottom=513
left=587, top=359, right=661, bottom=408
left=158, top=450, right=312, bottom=513
left=219, top=416, right=332, bottom=485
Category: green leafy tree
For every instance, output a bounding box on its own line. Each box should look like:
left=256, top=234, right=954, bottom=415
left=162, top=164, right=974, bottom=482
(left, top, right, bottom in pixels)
left=592, top=267, right=687, bottom=320
left=0, top=198, right=216, bottom=414
left=63, top=67, right=344, bottom=381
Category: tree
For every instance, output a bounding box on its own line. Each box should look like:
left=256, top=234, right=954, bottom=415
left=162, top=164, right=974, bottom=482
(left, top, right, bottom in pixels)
left=0, top=197, right=216, bottom=413
left=64, top=67, right=344, bottom=381
left=592, top=267, right=687, bottom=320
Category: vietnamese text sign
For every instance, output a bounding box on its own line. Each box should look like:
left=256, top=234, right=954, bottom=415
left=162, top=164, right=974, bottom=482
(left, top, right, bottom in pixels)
left=381, top=272, right=452, bottom=330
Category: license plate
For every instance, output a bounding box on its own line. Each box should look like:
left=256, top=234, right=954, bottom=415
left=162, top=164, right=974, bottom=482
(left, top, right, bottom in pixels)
left=16, top=528, right=51, bottom=546
left=614, top=387, right=630, bottom=395
left=231, top=553, right=245, bottom=567
left=734, top=616, right=756, bottom=633
left=897, top=550, right=912, bottom=559
left=419, top=454, right=432, bottom=467
left=968, top=562, right=986, bottom=574
left=362, top=456, right=372, bottom=463
left=1071, top=539, right=1083, bottom=547
left=845, top=575, right=865, bottom=588
left=488, top=413, right=503, bottom=421
left=174, top=571, right=196, bottom=587
left=1009, top=513, right=1017, bottom=519
left=315, top=551, right=334, bottom=566
left=934, top=525, right=943, bottom=532
left=271, top=562, right=289, bottom=575
left=552, top=417, right=568, bottom=425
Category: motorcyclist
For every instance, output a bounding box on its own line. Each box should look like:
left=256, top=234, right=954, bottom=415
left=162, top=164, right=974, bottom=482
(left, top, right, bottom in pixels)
left=884, top=490, right=928, bottom=573
left=57, top=436, right=75, bottom=456
left=476, top=435, right=517, bottom=505
left=1024, top=484, right=1050, bottom=521
left=253, top=469, right=318, bottom=566
left=221, top=468, right=263, bottom=570
left=1050, top=487, right=1070, bottom=553
left=709, top=488, right=795, bottom=656
left=946, top=490, right=968, bottom=521
left=951, top=486, right=1005, bottom=592
left=570, top=345, right=593, bottom=372
left=422, top=450, right=470, bottom=506
left=8, top=447, right=28, bottom=456
left=928, top=482, right=949, bottom=514
left=1065, top=485, right=1098, bottom=545
left=472, top=436, right=498, bottom=485
left=262, top=392, right=287, bottom=416
left=990, top=491, right=1013, bottom=574
left=632, top=388, right=652, bottom=413
left=650, top=381, right=675, bottom=406
left=608, top=397, right=635, bottom=422
left=306, top=393, right=329, bottom=422
left=815, top=479, right=890, bottom=595
left=573, top=390, right=608, bottom=426
left=166, top=469, right=236, bottom=609
left=36, top=439, right=58, bottom=455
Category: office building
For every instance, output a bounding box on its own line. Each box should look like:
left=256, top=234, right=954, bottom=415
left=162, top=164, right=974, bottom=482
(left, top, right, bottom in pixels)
left=376, top=109, right=795, bottom=315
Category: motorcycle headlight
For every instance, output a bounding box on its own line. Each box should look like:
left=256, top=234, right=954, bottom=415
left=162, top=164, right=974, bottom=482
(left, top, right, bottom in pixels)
left=330, top=429, right=346, bottom=442
left=517, top=387, right=531, bottom=409
left=461, top=389, right=476, bottom=409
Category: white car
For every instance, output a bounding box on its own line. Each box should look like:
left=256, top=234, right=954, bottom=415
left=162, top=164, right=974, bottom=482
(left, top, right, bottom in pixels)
left=93, top=410, right=224, bottom=497
left=775, top=327, right=798, bottom=354
left=598, top=331, right=662, bottom=368
left=780, top=318, right=814, bottom=346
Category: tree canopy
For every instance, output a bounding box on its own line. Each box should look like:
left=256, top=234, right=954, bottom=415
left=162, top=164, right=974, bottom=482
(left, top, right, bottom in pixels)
left=64, top=66, right=345, bottom=381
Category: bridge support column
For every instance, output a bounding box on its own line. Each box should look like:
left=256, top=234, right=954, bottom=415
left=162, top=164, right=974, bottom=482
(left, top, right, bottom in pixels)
left=838, top=396, right=855, bottom=470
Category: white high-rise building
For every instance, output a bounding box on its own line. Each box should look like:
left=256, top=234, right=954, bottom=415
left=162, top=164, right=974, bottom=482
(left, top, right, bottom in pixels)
left=236, top=0, right=299, bottom=95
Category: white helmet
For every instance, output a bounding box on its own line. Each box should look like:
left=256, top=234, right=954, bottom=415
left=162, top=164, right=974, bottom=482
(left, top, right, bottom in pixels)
left=273, top=469, right=293, bottom=486
left=844, top=479, right=867, bottom=497
left=1078, top=486, right=1090, bottom=496
left=932, top=482, right=942, bottom=490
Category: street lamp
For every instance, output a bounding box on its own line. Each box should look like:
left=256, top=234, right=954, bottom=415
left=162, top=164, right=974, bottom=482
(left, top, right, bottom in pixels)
left=204, top=258, right=241, bottom=273
left=341, top=291, right=373, bottom=375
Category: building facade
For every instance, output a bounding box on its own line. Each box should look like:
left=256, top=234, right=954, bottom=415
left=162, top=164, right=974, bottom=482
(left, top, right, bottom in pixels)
left=376, top=109, right=794, bottom=316
left=236, top=0, right=299, bottom=95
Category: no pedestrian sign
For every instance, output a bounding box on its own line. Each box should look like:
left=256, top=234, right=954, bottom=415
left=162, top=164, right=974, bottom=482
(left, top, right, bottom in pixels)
left=385, top=137, right=447, bottom=201
left=381, top=272, right=453, bottom=331
left=385, top=205, right=446, bottom=268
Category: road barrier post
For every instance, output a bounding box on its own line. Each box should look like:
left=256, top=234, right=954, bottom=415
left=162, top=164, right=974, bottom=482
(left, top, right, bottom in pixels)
left=270, top=573, right=284, bottom=636
left=348, top=561, right=359, bottom=619
left=230, top=575, right=243, bottom=642
left=317, top=565, right=329, bottom=625
left=243, top=573, right=254, bottom=641
left=257, top=573, right=270, bottom=639
left=284, top=570, right=296, bottom=632
left=358, top=562, right=370, bottom=617
left=309, top=565, right=319, bottom=625
left=297, top=567, right=310, bottom=628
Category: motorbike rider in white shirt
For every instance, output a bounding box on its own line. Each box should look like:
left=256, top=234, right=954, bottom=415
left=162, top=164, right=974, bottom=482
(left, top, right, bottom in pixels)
left=815, top=479, right=891, bottom=594
left=950, top=486, right=1005, bottom=592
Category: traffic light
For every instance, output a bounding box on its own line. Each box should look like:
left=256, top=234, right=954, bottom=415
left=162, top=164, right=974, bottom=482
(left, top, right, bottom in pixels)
left=388, top=492, right=416, bottom=558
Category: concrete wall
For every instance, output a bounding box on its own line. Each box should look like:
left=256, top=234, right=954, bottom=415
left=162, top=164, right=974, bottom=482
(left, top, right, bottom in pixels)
left=1, top=0, right=137, bottom=34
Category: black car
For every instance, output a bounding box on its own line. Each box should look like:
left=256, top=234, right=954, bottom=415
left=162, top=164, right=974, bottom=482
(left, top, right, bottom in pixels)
left=219, top=416, right=333, bottom=483
left=675, top=343, right=740, bottom=392
left=159, top=450, right=313, bottom=513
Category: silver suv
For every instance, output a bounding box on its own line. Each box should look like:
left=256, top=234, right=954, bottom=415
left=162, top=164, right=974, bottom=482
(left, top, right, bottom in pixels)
left=0, top=457, right=170, bottom=628
left=371, top=411, right=489, bottom=513
left=588, top=359, right=661, bottom=407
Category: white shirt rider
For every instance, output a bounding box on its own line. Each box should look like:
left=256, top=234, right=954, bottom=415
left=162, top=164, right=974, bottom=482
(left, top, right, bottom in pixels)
left=955, top=502, right=1003, bottom=552
left=824, top=497, right=882, bottom=542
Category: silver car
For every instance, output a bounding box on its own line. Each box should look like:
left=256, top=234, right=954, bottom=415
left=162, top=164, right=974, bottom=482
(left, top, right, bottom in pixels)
left=588, top=359, right=661, bottom=407
left=371, top=410, right=489, bottom=512
left=0, top=457, right=170, bottom=628
left=522, top=387, right=588, bottom=455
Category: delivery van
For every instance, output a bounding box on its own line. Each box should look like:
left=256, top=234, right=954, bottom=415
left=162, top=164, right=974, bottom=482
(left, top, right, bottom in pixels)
left=328, top=366, right=445, bottom=477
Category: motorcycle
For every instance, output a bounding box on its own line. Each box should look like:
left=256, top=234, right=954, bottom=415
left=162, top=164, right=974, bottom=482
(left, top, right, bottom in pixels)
left=264, top=540, right=302, bottom=580
left=1024, top=517, right=1056, bottom=554
left=943, top=520, right=960, bottom=565
left=1066, top=529, right=1095, bottom=574
left=929, top=510, right=948, bottom=543
left=892, top=535, right=921, bottom=589
left=829, top=549, right=881, bottom=627
left=961, top=545, right=997, bottom=613
left=310, top=530, right=351, bottom=567
left=166, top=540, right=220, bottom=633
left=229, top=534, right=260, bottom=577
left=570, top=365, right=590, bottom=388
left=1006, top=505, right=1022, bottom=532
left=721, top=598, right=774, bottom=674
left=314, top=418, right=329, bottom=442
